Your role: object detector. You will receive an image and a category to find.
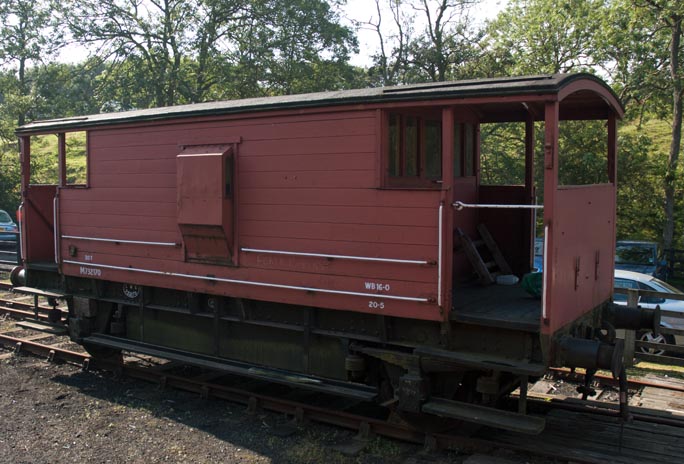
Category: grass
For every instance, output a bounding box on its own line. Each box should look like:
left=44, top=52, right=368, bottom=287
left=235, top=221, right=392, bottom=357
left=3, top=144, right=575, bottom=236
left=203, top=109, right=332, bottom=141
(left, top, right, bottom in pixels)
left=620, top=117, right=672, bottom=152
left=629, top=361, right=684, bottom=379
left=29, top=132, right=87, bottom=185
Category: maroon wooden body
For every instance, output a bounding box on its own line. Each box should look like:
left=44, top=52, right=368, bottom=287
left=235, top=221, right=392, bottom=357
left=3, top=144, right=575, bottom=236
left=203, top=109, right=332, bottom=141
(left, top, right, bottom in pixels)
left=17, top=74, right=624, bottom=339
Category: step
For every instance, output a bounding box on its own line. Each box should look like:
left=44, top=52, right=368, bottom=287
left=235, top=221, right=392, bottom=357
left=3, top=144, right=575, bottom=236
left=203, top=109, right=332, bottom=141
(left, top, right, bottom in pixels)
left=15, top=320, right=68, bottom=335
left=422, top=398, right=545, bottom=435
left=12, top=286, right=70, bottom=299
left=84, top=334, right=377, bottom=401
left=414, top=345, right=546, bottom=376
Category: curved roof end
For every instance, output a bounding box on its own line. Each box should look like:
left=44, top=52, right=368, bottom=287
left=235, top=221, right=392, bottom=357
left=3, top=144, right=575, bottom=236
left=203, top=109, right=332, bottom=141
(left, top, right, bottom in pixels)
left=557, top=73, right=625, bottom=119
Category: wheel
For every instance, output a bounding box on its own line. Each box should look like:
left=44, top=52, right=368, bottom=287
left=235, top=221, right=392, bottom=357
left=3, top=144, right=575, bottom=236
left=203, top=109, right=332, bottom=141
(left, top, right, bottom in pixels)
left=637, top=331, right=675, bottom=356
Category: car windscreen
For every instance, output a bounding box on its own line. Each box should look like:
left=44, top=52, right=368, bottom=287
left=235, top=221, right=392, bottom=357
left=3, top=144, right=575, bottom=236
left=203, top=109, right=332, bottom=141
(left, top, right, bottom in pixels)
left=0, top=210, right=12, bottom=223
left=648, top=277, right=684, bottom=295
left=615, top=243, right=656, bottom=264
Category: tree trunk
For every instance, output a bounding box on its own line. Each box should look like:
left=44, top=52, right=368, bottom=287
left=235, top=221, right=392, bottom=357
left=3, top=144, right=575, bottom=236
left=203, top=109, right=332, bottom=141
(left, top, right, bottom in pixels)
left=663, top=14, right=682, bottom=268
left=18, top=57, right=26, bottom=127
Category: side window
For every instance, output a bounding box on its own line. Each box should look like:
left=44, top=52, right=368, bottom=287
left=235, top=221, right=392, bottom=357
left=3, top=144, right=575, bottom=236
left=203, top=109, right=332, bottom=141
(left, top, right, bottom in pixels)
left=637, top=282, right=666, bottom=304
left=453, top=123, right=462, bottom=177
left=27, top=131, right=88, bottom=186
left=424, top=120, right=442, bottom=180
left=386, top=111, right=442, bottom=187
left=224, top=152, right=233, bottom=197
left=614, top=278, right=637, bottom=302
left=29, top=134, right=59, bottom=185
left=453, top=122, right=476, bottom=178
left=464, top=123, right=475, bottom=177
left=65, top=131, right=88, bottom=186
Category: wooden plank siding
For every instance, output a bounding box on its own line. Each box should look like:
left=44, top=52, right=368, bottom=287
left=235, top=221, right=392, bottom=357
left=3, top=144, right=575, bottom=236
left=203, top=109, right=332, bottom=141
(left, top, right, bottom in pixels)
left=57, top=108, right=443, bottom=321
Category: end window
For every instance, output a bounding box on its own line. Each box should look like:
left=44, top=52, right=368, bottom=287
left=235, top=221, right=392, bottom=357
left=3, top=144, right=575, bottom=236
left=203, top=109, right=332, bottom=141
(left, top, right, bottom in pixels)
left=64, top=131, right=88, bottom=186
left=386, top=112, right=442, bottom=187
left=224, top=152, right=233, bottom=197
left=453, top=122, right=476, bottom=178
left=27, top=131, right=88, bottom=186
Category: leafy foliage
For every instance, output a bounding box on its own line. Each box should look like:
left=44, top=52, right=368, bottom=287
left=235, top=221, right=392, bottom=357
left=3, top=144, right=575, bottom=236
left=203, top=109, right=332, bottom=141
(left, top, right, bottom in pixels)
left=0, top=0, right=683, bottom=254
left=480, top=123, right=527, bottom=185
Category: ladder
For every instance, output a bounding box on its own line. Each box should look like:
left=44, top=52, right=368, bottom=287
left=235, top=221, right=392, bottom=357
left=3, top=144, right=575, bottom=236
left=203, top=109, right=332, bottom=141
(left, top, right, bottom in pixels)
left=457, top=224, right=512, bottom=285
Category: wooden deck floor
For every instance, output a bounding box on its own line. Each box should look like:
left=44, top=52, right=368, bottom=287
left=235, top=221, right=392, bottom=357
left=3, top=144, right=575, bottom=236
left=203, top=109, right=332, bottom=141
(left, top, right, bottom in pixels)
left=450, top=283, right=541, bottom=332
left=491, top=407, right=684, bottom=464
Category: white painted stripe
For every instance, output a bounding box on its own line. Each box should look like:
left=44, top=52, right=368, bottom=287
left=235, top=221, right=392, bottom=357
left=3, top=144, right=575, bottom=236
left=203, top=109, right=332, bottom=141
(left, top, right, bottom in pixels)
left=437, top=203, right=443, bottom=307
left=454, top=201, right=544, bottom=211
left=18, top=204, right=25, bottom=261
left=61, top=235, right=180, bottom=247
left=53, top=197, right=59, bottom=264
left=240, top=248, right=430, bottom=265
left=542, top=225, right=549, bottom=320
left=62, top=260, right=431, bottom=303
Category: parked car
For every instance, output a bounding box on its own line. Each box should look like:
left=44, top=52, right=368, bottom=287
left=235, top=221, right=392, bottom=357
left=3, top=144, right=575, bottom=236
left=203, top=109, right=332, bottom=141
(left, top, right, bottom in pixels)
left=615, top=240, right=667, bottom=279
left=0, top=209, right=18, bottom=244
left=613, top=269, right=684, bottom=355
left=533, top=237, right=544, bottom=272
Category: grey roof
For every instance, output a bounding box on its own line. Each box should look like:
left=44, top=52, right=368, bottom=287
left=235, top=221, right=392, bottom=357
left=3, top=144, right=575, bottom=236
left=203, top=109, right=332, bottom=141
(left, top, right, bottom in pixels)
left=17, top=73, right=622, bottom=134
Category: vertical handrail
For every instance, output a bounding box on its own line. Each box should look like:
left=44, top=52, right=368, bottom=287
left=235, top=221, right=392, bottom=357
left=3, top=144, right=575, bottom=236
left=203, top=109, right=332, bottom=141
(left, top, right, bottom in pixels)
left=437, top=202, right=443, bottom=307
left=53, top=196, right=60, bottom=264
left=18, top=203, right=26, bottom=262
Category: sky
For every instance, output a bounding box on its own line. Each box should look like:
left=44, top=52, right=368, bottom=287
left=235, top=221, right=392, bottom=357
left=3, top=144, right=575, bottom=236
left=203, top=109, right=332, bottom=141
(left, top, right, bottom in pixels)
left=56, top=0, right=508, bottom=67
left=341, top=0, right=507, bottom=67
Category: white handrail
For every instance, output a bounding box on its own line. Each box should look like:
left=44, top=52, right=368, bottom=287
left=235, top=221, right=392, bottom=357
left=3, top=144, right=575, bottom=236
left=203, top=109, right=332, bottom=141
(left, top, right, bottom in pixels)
left=61, top=235, right=180, bottom=247
left=437, top=203, right=443, bottom=307
left=62, top=260, right=430, bottom=303
left=53, top=197, right=60, bottom=264
left=240, top=248, right=429, bottom=265
left=453, top=201, right=544, bottom=211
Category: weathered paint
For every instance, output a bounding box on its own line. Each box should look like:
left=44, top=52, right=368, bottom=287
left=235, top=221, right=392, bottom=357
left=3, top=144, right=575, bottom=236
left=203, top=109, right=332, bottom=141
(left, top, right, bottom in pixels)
left=18, top=74, right=624, bottom=335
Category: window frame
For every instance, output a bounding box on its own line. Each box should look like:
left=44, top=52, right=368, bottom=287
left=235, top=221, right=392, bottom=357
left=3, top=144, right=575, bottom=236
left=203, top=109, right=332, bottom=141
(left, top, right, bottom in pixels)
left=383, top=109, right=443, bottom=189
left=453, top=121, right=477, bottom=179
left=61, top=131, right=90, bottom=188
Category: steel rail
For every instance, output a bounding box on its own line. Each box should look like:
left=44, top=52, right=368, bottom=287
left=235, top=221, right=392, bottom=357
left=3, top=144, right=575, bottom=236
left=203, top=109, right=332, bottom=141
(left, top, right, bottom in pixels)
left=550, top=367, right=684, bottom=393
left=0, top=304, right=50, bottom=321
left=0, top=332, right=88, bottom=365
left=1, top=295, right=683, bottom=463
left=0, top=328, right=605, bottom=463
left=523, top=392, right=684, bottom=429
left=0, top=297, right=53, bottom=310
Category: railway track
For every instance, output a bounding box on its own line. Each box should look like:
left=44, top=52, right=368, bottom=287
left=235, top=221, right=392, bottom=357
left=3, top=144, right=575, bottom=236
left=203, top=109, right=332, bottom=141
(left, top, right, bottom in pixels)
left=2, top=290, right=684, bottom=463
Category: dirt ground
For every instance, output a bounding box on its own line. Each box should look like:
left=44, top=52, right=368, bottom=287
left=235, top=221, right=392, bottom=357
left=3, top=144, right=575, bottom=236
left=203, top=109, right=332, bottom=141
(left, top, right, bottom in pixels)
left=0, top=337, right=558, bottom=464
left=0, top=349, right=422, bottom=464
left=0, top=278, right=614, bottom=464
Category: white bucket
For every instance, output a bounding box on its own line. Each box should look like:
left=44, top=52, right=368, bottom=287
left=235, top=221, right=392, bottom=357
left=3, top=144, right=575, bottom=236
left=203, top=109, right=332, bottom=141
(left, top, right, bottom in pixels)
left=496, top=274, right=519, bottom=285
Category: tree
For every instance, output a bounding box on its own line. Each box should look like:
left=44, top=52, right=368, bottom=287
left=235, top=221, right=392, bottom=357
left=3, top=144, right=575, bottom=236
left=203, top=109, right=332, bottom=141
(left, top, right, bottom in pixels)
left=404, top=0, right=483, bottom=82
left=361, top=0, right=413, bottom=86
left=0, top=0, right=63, bottom=132
left=606, top=0, right=684, bottom=253
left=360, top=0, right=483, bottom=85
left=486, top=0, right=607, bottom=75
left=256, top=0, right=359, bottom=94
left=64, top=0, right=195, bottom=108
left=27, top=61, right=104, bottom=119
left=63, top=0, right=360, bottom=105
